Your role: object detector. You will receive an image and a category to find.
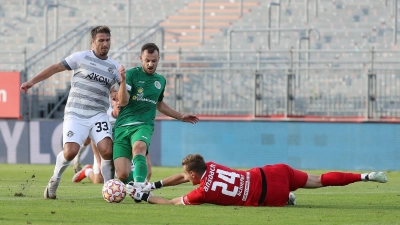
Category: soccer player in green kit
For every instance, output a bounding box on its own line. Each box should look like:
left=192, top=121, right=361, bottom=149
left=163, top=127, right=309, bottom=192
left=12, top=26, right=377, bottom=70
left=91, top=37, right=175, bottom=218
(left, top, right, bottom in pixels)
left=114, top=43, right=199, bottom=187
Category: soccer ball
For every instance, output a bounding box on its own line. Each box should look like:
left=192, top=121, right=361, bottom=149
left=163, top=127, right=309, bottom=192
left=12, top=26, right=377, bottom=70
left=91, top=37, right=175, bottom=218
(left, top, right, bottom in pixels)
left=102, top=179, right=126, bottom=203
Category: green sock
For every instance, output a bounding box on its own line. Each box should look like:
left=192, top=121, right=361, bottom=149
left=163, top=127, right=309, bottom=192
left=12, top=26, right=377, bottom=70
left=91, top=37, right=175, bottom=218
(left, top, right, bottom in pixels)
left=133, top=155, right=147, bottom=182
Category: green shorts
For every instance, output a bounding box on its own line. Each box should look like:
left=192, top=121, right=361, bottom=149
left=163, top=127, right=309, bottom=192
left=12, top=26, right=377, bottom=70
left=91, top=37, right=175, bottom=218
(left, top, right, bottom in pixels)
left=113, top=123, right=153, bottom=161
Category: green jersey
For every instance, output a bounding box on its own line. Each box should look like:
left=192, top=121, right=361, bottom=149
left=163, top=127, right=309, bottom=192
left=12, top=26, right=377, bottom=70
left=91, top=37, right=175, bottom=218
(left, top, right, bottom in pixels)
left=115, top=67, right=166, bottom=129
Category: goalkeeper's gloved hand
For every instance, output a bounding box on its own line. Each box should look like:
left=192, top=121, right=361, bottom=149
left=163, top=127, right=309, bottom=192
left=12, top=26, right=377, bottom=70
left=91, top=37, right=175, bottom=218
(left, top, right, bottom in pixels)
left=126, top=181, right=135, bottom=196
left=141, top=181, right=163, bottom=192
left=130, top=187, right=150, bottom=202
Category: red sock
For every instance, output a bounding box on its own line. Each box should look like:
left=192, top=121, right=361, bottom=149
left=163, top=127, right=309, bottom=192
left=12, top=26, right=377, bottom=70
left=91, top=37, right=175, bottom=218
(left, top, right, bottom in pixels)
left=321, top=172, right=361, bottom=186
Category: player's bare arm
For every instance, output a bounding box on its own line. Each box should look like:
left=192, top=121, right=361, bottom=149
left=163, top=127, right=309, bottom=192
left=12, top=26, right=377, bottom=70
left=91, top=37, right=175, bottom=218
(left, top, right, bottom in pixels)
left=130, top=186, right=184, bottom=205
left=161, top=172, right=189, bottom=186
left=133, top=172, right=189, bottom=193
left=157, top=101, right=199, bottom=124
left=147, top=196, right=183, bottom=205
left=20, top=62, right=66, bottom=94
left=117, top=65, right=129, bottom=106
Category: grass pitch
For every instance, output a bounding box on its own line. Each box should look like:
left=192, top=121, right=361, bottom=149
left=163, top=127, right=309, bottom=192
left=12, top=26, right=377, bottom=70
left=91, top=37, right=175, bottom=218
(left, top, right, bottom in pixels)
left=0, top=164, right=399, bottom=225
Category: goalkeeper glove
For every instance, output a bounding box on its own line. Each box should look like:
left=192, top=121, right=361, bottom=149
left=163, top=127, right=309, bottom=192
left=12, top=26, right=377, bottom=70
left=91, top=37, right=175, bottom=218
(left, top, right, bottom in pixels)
left=141, top=180, right=163, bottom=192
left=130, top=187, right=150, bottom=202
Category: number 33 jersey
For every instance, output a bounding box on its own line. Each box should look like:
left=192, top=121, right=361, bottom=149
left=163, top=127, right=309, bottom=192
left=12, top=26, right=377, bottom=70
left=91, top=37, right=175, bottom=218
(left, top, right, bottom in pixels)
left=183, top=162, right=262, bottom=206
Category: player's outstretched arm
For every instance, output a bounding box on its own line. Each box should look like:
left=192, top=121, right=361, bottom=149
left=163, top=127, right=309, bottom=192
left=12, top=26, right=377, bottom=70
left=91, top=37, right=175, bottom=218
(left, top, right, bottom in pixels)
left=139, top=173, right=189, bottom=192
left=20, top=62, right=66, bottom=94
left=161, top=173, right=189, bottom=187
left=131, top=188, right=183, bottom=205
left=157, top=101, right=199, bottom=124
left=147, top=196, right=183, bottom=205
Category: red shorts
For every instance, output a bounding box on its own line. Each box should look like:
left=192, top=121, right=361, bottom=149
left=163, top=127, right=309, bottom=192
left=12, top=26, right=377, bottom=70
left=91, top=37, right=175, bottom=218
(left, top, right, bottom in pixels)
left=260, top=164, right=308, bottom=207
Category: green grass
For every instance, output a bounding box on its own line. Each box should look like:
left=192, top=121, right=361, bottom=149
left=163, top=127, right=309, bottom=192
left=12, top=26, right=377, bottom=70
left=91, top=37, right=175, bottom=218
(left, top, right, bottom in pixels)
left=0, top=164, right=399, bottom=225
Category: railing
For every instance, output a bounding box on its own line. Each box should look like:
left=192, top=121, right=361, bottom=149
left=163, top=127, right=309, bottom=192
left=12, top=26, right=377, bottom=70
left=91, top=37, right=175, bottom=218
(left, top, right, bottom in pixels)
left=14, top=18, right=400, bottom=121
left=25, top=21, right=91, bottom=118
left=110, top=48, right=400, bottom=120
left=110, top=21, right=164, bottom=63
left=10, top=45, right=400, bottom=120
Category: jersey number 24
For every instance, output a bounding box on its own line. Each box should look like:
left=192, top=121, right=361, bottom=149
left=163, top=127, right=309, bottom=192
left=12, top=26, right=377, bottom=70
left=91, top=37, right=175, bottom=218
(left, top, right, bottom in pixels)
left=211, top=169, right=240, bottom=197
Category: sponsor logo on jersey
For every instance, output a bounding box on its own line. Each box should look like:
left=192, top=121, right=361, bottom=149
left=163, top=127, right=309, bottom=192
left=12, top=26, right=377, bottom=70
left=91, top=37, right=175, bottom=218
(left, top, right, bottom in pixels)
left=204, top=163, right=216, bottom=192
left=132, top=87, right=157, bottom=104
left=139, top=81, right=145, bottom=83
left=136, top=87, right=144, bottom=99
left=108, top=68, right=115, bottom=74
left=242, top=172, right=250, bottom=201
left=237, top=174, right=245, bottom=197
left=141, top=136, right=148, bottom=139
left=86, top=72, right=110, bottom=85
left=154, top=81, right=161, bottom=89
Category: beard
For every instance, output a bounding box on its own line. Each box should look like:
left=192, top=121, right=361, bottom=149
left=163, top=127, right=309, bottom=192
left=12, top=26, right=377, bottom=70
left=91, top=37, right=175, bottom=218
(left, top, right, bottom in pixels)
left=144, top=66, right=156, bottom=74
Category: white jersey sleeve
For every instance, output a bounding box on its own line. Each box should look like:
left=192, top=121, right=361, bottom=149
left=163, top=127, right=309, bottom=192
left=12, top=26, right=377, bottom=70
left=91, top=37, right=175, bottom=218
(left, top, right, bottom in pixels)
left=62, top=51, right=87, bottom=70
left=108, top=57, right=121, bottom=84
left=61, top=50, right=121, bottom=119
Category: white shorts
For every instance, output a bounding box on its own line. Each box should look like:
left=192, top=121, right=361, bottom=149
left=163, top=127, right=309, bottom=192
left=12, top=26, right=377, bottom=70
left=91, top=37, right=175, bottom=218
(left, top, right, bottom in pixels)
left=63, top=113, right=113, bottom=147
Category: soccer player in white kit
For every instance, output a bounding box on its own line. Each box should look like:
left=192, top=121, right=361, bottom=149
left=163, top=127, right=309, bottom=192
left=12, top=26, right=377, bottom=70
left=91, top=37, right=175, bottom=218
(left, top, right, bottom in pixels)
left=20, top=26, right=121, bottom=199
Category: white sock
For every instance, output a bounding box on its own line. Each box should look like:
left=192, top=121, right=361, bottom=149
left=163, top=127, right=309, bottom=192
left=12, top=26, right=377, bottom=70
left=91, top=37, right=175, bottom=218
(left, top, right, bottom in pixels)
left=361, top=173, right=368, bottom=181
left=93, top=157, right=100, bottom=175
left=101, top=159, right=113, bottom=183
left=53, top=151, right=71, bottom=179
left=85, top=168, right=93, bottom=177
left=74, top=144, right=88, bottom=164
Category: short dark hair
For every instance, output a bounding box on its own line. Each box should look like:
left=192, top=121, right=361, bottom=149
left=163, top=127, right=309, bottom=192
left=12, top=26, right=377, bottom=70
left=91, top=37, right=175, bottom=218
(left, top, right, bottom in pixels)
left=182, top=154, right=207, bottom=174
left=141, top=43, right=160, bottom=55
left=90, top=26, right=111, bottom=39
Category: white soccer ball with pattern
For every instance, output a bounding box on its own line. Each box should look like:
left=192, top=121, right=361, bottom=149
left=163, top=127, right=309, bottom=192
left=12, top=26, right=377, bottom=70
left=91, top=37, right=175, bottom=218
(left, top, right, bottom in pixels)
left=102, top=179, right=126, bottom=203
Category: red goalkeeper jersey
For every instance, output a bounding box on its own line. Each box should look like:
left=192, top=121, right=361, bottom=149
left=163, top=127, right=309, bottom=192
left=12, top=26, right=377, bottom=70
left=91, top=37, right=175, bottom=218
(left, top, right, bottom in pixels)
left=182, top=162, right=262, bottom=206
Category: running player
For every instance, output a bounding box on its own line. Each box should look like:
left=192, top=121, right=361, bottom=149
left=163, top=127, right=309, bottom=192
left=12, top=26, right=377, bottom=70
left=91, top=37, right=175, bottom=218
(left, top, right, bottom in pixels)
left=20, top=25, right=121, bottom=199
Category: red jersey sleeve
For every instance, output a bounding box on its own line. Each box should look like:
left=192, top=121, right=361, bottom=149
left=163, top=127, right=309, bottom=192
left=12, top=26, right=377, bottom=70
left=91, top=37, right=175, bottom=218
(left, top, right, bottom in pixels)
left=183, top=187, right=205, bottom=205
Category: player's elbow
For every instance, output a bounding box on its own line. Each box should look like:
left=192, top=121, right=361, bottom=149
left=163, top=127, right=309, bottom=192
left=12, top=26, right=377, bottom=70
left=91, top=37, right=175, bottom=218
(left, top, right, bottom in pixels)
left=120, top=99, right=129, bottom=106
left=156, top=104, right=163, bottom=113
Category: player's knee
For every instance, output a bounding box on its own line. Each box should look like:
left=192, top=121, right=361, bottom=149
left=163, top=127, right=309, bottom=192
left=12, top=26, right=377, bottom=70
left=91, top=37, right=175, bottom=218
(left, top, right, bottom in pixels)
left=97, top=144, right=113, bottom=159
left=101, top=149, right=113, bottom=159
left=63, top=144, right=80, bottom=160
left=117, top=171, right=129, bottom=181
left=132, top=142, right=147, bottom=155
left=64, top=152, right=76, bottom=161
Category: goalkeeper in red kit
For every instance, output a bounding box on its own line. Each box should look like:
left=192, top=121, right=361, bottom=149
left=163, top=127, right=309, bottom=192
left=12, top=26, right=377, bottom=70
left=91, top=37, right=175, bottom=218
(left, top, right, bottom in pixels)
left=127, top=154, right=388, bottom=207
